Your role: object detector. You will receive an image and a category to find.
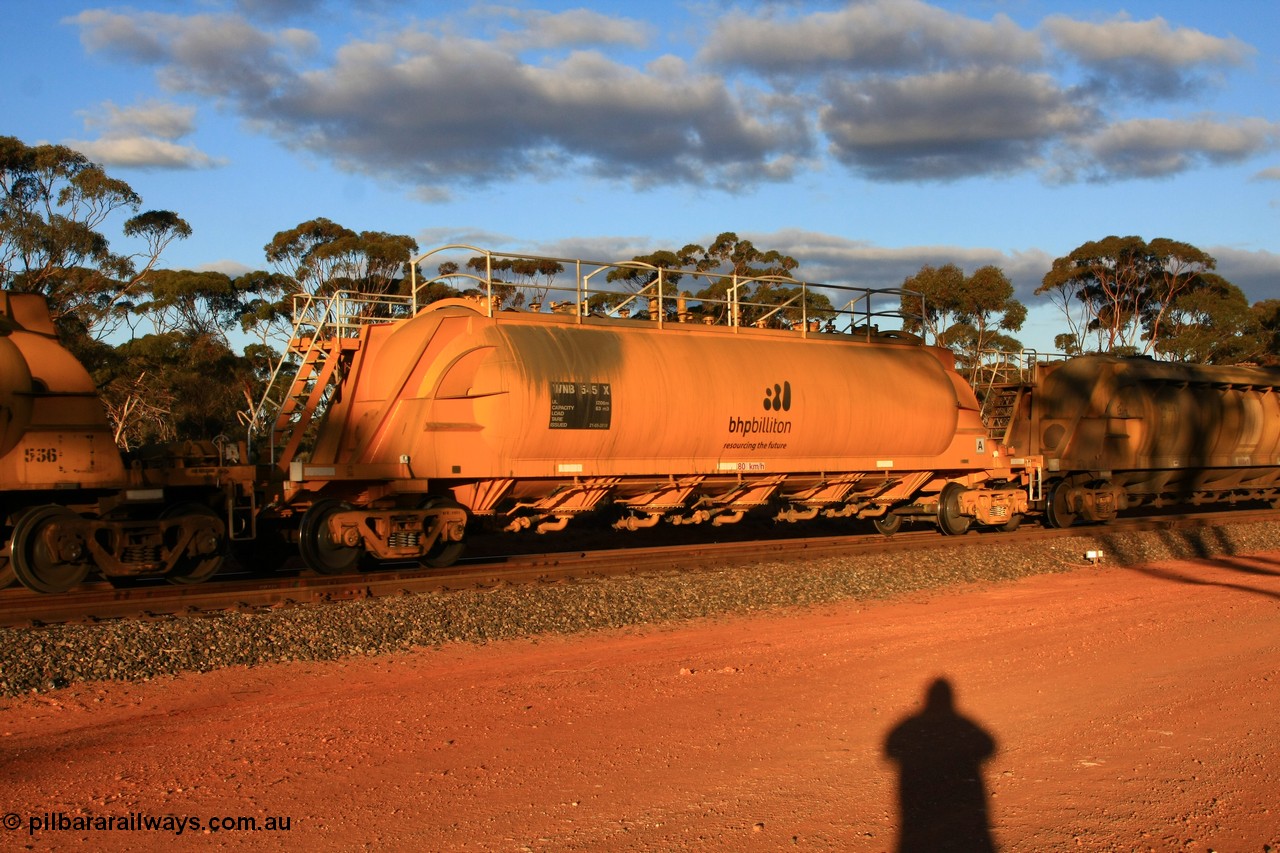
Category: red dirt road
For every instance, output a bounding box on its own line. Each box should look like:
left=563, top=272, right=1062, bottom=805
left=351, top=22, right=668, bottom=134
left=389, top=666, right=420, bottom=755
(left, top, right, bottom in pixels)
left=2, top=552, right=1279, bottom=851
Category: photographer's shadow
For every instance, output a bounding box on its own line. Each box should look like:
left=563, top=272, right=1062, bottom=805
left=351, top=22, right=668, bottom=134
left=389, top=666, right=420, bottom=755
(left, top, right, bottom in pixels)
left=884, top=677, right=998, bottom=852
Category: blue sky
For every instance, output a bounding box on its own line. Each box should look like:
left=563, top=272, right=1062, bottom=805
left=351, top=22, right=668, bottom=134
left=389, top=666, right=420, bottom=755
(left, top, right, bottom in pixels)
left=5, top=0, right=1279, bottom=350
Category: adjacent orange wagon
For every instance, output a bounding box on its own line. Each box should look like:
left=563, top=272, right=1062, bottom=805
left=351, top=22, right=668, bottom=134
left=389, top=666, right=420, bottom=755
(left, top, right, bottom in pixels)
left=0, top=292, right=248, bottom=592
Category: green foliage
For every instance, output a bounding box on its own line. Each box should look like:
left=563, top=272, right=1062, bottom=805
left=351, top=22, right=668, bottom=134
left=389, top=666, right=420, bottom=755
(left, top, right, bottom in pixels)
left=251, top=217, right=420, bottom=347
left=232, top=269, right=295, bottom=333
left=901, top=263, right=1025, bottom=365
left=126, top=269, right=255, bottom=338
left=416, top=279, right=465, bottom=305
left=697, top=232, right=798, bottom=279
left=1036, top=235, right=1216, bottom=355
left=263, top=217, right=417, bottom=298
left=593, top=248, right=697, bottom=315
left=96, top=331, right=258, bottom=449
left=0, top=136, right=264, bottom=446
left=605, top=233, right=802, bottom=324
left=747, top=282, right=836, bottom=328
left=464, top=255, right=565, bottom=309
left=1053, top=332, right=1083, bottom=356
left=408, top=261, right=475, bottom=306
left=0, top=135, right=190, bottom=341
left=1154, top=275, right=1263, bottom=364
left=1253, top=300, right=1280, bottom=365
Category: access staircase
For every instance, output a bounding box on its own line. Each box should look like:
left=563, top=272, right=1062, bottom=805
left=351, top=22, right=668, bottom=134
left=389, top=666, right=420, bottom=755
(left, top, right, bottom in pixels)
left=249, top=291, right=415, bottom=470
left=981, top=385, right=1022, bottom=444
left=970, top=350, right=1043, bottom=445
left=969, top=350, right=1058, bottom=506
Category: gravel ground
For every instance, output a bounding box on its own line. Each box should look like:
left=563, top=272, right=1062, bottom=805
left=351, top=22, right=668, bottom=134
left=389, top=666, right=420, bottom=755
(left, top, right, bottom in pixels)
left=2, top=519, right=1277, bottom=697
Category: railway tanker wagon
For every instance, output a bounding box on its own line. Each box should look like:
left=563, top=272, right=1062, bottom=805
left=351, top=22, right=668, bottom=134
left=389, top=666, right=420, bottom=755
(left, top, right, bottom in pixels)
left=0, top=292, right=231, bottom=593
left=1002, top=355, right=1280, bottom=526
left=290, top=301, right=1027, bottom=572
left=0, top=293, right=130, bottom=591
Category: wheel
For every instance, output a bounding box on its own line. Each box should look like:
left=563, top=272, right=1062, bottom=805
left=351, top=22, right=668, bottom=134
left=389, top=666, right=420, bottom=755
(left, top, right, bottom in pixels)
left=420, top=498, right=467, bottom=569
left=937, top=483, right=972, bottom=536
left=1045, top=482, right=1077, bottom=529
left=10, top=505, right=92, bottom=594
left=299, top=499, right=361, bottom=575
left=872, top=512, right=903, bottom=536
left=163, top=503, right=226, bottom=585
left=998, top=513, right=1023, bottom=533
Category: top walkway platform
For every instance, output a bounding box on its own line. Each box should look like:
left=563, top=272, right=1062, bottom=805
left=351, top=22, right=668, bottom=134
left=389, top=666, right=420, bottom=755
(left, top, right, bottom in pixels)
left=284, top=244, right=927, bottom=344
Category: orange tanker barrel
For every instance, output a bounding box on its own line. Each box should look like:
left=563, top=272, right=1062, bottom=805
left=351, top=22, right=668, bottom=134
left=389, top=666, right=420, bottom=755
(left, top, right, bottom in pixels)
left=0, top=335, right=35, bottom=458
left=313, top=305, right=970, bottom=480
left=0, top=291, right=127, bottom=489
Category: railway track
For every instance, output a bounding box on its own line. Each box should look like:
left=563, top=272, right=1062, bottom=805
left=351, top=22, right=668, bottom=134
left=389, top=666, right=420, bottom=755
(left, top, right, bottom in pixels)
left=2, top=509, right=1275, bottom=629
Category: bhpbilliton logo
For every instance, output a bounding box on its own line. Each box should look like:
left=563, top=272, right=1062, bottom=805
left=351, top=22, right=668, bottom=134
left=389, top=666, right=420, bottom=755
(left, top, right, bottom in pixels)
left=763, top=381, right=792, bottom=412
left=728, top=381, right=794, bottom=436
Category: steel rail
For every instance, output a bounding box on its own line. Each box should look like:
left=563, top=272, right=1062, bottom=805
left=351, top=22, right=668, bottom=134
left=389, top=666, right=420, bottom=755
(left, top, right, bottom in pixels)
left=1, top=510, right=1275, bottom=629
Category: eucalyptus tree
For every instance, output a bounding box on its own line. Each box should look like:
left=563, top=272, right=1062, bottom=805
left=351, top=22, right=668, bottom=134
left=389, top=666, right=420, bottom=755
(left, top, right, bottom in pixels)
left=0, top=135, right=191, bottom=342
left=598, top=247, right=701, bottom=316
left=607, top=233, right=802, bottom=324
left=1036, top=236, right=1216, bottom=356
left=263, top=218, right=417, bottom=301
left=1155, top=275, right=1263, bottom=364
left=255, top=217, right=419, bottom=343
left=1254, top=300, right=1280, bottom=366
left=689, top=232, right=800, bottom=324
left=901, top=263, right=1026, bottom=367
left=464, top=255, right=565, bottom=310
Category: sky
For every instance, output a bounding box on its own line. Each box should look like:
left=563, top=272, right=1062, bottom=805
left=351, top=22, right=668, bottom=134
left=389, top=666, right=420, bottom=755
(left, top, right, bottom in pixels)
left=5, top=0, right=1279, bottom=351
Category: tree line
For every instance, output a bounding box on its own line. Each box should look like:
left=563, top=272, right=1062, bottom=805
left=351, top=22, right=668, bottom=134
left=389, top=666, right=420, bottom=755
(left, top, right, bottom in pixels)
left=2, top=135, right=1278, bottom=450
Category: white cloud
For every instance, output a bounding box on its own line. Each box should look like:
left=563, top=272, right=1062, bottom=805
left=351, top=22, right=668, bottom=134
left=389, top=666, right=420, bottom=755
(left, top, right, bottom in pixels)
left=65, top=136, right=223, bottom=170
left=496, top=8, right=653, bottom=50
left=1044, top=14, right=1251, bottom=66
left=234, top=0, right=325, bottom=24
left=79, top=100, right=196, bottom=141
left=1208, top=246, right=1280, bottom=298
left=73, top=13, right=812, bottom=193
left=700, top=0, right=1042, bottom=74
left=820, top=68, right=1097, bottom=181
left=193, top=258, right=255, bottom=277
left=67, top=99, right=223, bottom=170
left=1072, top=117, right=1280, bottom=180
left=1043, top=13, right=1253, bottom=98
left=66, top=3, right=1276, bottom=191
